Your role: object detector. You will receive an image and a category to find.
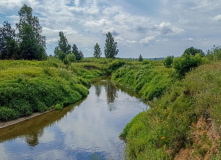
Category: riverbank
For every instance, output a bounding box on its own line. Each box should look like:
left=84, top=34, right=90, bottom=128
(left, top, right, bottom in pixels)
left=113, top=60, right=221, bottom=159
left=0, top=110, right=52, bottom=129
left=0, top=58, right=128, bottom=122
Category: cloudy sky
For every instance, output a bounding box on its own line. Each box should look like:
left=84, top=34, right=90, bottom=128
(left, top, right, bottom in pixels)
left=0, top=0, right=221, bottom=58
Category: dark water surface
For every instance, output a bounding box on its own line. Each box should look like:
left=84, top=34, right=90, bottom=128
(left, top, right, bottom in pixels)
left=0, top=79, right=148, bottom=160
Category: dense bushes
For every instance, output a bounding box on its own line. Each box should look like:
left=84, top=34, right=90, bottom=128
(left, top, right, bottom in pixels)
left=173, top=53, right=203, bottom=76
left=0, top=59, right=96, bottom=121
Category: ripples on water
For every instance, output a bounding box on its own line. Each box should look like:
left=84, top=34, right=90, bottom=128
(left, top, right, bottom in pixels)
left=0, top=79, right=148, bottom=160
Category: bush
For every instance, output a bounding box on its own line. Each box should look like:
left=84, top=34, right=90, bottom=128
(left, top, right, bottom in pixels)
left=63, top=56, right=70, bottom=65
left=55, top=104, right=63, bottom=110
left=67, top=53, right=76, bottom=62
left=0, top=107, right=19, bottom=121
left=164, top=56, right=174, bottom=68
left=173, top=53, right=203, bottom=76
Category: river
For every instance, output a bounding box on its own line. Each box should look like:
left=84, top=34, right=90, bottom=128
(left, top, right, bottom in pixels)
left=0, top=79, right=148, bottom=160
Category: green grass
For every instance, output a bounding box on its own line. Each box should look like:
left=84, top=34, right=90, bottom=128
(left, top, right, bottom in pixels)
left=112, top=60, right=177, bottom=101
left=117, top=61, right=221, bottom=159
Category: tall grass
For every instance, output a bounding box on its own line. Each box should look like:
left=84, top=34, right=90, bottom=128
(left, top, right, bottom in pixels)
left=112, top=60, right=177, bottom=100
left=118, top=61, right=221, bottom=159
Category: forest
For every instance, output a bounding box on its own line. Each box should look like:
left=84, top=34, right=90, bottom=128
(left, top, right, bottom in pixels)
left=1, top=4, right=221, bottom=160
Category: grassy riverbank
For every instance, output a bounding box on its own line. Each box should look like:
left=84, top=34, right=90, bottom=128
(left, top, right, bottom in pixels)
left=0, top=57, right=127, bottom=122
left=113, top=60, right=221, bottom=159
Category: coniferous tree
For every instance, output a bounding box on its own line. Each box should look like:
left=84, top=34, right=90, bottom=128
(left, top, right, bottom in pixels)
left=72, top=44, right=78, bottom=56
left=94, top=43, right=102, bottom=58
left=72, top=44, right=83, bottom=61
left=104, top=32, right=119, bottom=58
left=138, top=54, right=143, bottom=62
left=16, top=4, right=46, bottom=60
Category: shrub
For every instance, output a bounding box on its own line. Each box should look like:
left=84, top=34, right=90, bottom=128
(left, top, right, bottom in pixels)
left=63, top=56, right=70, bottom=65
left=0, top=107, right=19, bottom=121
left=173, top=53, right=203, bottom=76
left=67, top=53, right=76, bottom=62
left=55, top=104, right=63, bottom=110
left=164, top=56, right=174, bottom=68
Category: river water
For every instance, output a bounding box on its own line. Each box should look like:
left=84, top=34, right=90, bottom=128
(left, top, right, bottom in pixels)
left=0, top=79, right=148, bottom=160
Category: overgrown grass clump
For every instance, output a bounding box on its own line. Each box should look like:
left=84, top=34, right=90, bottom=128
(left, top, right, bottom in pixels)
left=119, top=61, right=221, bottom=159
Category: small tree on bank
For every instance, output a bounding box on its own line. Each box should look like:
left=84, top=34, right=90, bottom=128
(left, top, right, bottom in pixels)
left=94, top=43, right=102, bottom=58
left=104, top=32, right=119, bottom=58
left=164, top=56, right=174, bottom=68
left=138, top=54, right=143, bottom=62
left=72, top=44, right=83, bottom=61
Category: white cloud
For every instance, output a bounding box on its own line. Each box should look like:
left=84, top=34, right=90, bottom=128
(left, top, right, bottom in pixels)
left=187, top=37, right=194, bottom=41
left=127, top=40, right=137, bottom=44
left=213, top=15, right=221, bottom=21
left=139, top=36, right=155, bottom=45
left=158, top=22, right=184, bottom=35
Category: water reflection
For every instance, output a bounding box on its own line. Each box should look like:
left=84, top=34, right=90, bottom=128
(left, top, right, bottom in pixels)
left=0, top=79, right=148, bottom=160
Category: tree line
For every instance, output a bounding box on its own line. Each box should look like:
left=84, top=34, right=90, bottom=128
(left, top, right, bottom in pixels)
left=0, top=4, right=119, bottom=61
left=0, top=4, right=46, bottom=60
left=54, top=31, right=119, bottom=63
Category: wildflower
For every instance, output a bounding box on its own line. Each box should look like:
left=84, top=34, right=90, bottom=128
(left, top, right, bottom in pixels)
left=168, top=109, right=170, bottom=111
left=182, top=116, right=184, bottom=118
left=185, top=119, right=187, bottom=121
left=192, top=123, right=194, bottom=126
left=161, top=137, right=165, bottom=140
left=167, top=125, right=169, bottom=127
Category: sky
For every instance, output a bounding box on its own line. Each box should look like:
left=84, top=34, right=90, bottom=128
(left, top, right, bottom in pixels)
left=0, top=0, right=221, bottom=58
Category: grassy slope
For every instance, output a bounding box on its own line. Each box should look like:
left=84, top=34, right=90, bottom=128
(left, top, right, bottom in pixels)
left=112, top=61, right=177, bottom=101
left=113, top=61, right=221, bottom=159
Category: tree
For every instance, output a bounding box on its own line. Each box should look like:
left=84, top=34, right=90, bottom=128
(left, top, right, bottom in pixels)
left=54, top=31, right=71, bottom=61
left=0, top=21, right=19, bottom=59
left=164, top=56, right=174, bottom=68
left=183, top=47, right=204, bottom=57
left=94, top=43, right=102, bottom=58
left=72, top=44, right=78, bottom=56
left=104, top=32, right=119, bottom=58
left=173, top=53, right=203, bottom=76
left=57, top=31, right=71, bottom=55
left=16, top=4, right=46, bottom=60
left=138, top=54, right=143, bottom=62
left=78, top=50, right=84, bottom=61
left=72, top=44, right=83, bottom=61
left=66, top=53, right=76, bottom=62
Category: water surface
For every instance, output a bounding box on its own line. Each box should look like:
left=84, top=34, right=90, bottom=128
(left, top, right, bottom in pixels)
left=0, top=79, right=148, bottom=160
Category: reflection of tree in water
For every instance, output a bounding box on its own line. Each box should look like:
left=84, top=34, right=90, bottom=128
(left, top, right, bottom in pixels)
left=105, top=81, right=118, bottom=111
left=25, top=129, right=43, bottom=147
left=95, top=85, right=102, bottom=97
